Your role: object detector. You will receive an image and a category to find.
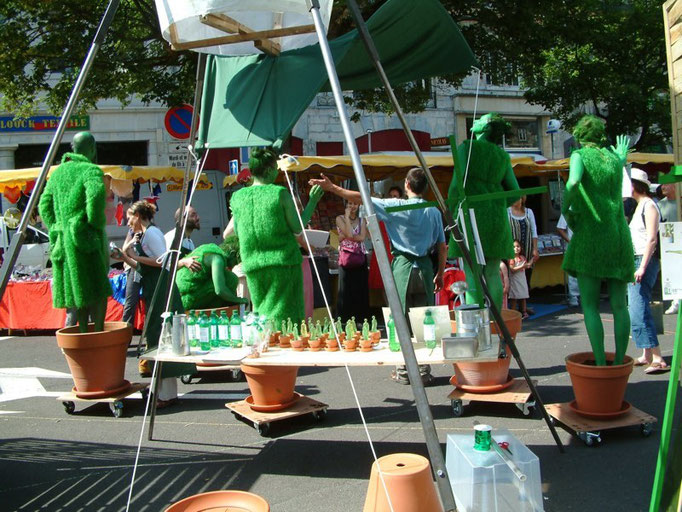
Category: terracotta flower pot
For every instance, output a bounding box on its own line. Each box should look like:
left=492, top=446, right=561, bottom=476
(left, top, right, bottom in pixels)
left=240, top=364, right=300, bottom=411
left=165, top=490, right=270, bottom=512
left=370, top=331, right=381, bottom=345
left=278, top=334, right=291, bottom=348
left=291, top=338, right=304, bottom=352
left=269, top=331, right=280, bottom=347
left=300, top=335, right=310, bottom=348
left=363, top=453, right=443, bottom=512
left=359, top=339, right=373, bottom=352
left=326, top=337, right=339, bottom=352
left=338, top=332, right=346, bottom=343
left=309, top=338, right=323, bottom=352
left=450, top=309, right=521, bottom=393
left=565, top=352, right=634, bottom=418
left=344, top=338, right=358, bottom=352
left=56, top=322, right=132, bottom=399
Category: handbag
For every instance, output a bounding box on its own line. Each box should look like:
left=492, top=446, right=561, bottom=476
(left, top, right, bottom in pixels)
left=338, top=242, right=365, bottom=268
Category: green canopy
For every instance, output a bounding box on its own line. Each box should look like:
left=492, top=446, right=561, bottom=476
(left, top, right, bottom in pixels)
left=196, top=0, right=478, bottom=150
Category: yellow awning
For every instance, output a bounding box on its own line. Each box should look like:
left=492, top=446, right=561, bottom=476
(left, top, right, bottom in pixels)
left=0, top=165, right=208, bottom=193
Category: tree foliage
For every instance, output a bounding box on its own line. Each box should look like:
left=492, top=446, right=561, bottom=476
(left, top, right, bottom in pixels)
left=0, top=0, right=670, bottom=149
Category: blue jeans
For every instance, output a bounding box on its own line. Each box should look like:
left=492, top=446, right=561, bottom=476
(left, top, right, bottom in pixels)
left=628, top=255, right=660, bottom=349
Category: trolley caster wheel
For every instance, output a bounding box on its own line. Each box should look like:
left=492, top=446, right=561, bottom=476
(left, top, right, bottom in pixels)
left=254, top=422, right=270, bottom=436
left=515, top=402, right=534, bottom=416
left=451, top=399, right=464, bottom=418
left=110, top=401, right=124, bottom=418
left=230, top=369, right=244, bottom=381
left=180, top=374, right=193, bottom=385
left=312, top=409, right=327, bottom=421
left=641, top=423, right=653, bottom=437
left=578, top=431, right=601, bottom=447
left=140, top=387, right=150, bottom=401
left=62, top=401, right=75, bottom=415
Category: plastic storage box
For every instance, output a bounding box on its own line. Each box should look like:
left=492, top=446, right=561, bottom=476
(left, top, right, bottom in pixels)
left=446, top=428, right=544, bottom=512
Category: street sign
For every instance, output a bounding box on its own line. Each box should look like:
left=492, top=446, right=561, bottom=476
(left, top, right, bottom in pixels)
left=164, top=105, right=194, bottom=139
left=229, top=159, right=239, bottom=175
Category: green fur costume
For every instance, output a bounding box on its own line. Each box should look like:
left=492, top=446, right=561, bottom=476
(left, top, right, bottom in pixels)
left=176, top=243, right=240, bottom=310
left=447, top=139, right=515, bottom=261
left=38, top=152, right=111, bottom=309
left=562, top=146, right=635, bottom=282
left=230, top=184, right=304, bottom=326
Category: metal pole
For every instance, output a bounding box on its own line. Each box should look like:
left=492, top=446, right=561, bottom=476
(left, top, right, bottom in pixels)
left=344, top=0, right=564, bottom=454
left=0, top=0, right=121, bottom=301
left=147, top=52, right=207, bottom=441
left=307, top=3, right=457, bottom=510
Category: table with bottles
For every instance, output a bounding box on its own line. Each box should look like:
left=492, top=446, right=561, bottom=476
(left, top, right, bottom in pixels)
left=147, top=308, right=500, bottom=367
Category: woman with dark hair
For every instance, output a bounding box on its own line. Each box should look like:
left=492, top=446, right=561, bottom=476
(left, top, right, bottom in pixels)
left=561, top=115, right=634, bottom=366
left=336, top=199, right=368, bottom=324
left=226, top=147, right=323, bottom=326
left=507, top=195, right=538, bottom=305
left=628, top=168, right=667, bottom=372
left=115, top=200, right=192, bottom=408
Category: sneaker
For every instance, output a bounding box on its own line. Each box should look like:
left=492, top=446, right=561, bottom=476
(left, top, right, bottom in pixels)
left=568, top=298, right=579, bottom=307
left=665, top=301, right=679, bottom=315
left=390, top=370, right=410, bottom=385
left=138, top=359, right=152, bottom=378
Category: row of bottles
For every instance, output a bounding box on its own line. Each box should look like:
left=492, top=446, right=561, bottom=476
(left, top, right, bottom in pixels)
left=386, top=309, right=437, bottom=351
left=186, top=310, right=247, bottom=351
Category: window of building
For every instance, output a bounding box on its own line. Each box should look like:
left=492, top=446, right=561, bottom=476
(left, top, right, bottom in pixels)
left=465, top=117, right=540, bottom=150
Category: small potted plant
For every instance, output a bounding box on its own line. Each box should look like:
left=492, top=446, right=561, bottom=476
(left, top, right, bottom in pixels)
left=369, top=315, right=381, bottom=344
left=278, top=320, right=291, bottom=348
left=290, top=324, right=304, bottom=351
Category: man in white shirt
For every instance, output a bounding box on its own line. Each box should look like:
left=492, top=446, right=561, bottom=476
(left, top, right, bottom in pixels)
left=164, top=206, right=202, bottom=271
left=557, top=214, right=580, bottom=307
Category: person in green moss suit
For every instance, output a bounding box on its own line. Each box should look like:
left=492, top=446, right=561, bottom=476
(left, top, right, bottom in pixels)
left=39, top=131, right=111, bottom=332
left=224, top=147, right=323, bottom=327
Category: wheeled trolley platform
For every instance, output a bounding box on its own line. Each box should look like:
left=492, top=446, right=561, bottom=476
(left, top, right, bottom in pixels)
left=546, top=402, right=657, bottom=447
left=447, top=378, right=537, bottom=417
left=56, top=382, right=150, bottom=418
left=225, top=395, right=328, bottom=436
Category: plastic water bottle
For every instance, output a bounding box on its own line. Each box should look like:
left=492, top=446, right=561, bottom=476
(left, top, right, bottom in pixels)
left=209, top=312, right=220, bottom=348
left=230, top=311, right=242, bottom=348
left=219, top=311, right=230, bottom=347
left=187, top=310, right=197, bottom=348
left=198, top=313, right=211, bottom=352
left=388, top=314, right=400, bottom=352
left=423, top=309, right=437, bottom=349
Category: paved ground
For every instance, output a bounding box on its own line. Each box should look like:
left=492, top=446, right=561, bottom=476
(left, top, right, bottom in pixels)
left=0, top=299, right=679, bottom=512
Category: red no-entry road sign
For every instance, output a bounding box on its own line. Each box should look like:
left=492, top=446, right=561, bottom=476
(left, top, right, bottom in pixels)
left=164, top=105, right=194, bottom=139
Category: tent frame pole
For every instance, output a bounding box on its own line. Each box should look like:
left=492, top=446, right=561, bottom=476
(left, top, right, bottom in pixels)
left=0, top=0, right=121, bottom=303
left=146, top=52, right=208, bottom=441
left=308, top=2, right=456, bottom=510
left=343, top=0, right=564, bottom=454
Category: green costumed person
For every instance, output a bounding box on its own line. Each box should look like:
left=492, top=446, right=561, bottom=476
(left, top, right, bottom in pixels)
left=226, top=147, right=323, bottom=327
left=447, top=113, right=520, bottom=307
left=38, top=131, right=111, bottom=332
left=561, top=115, right=634, bottom=366
left=175, top=236, right=248, bottom=311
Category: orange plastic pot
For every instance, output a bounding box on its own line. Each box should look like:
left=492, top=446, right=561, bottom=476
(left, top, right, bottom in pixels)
left=240, top=364, right=299, bottom=411
left=565, top=352, right=633, bottom=417
left=363, top=453, right=443, bottom=512
left=165, top=490, right=269, bottom=511
left=56, top=322, right=132, bottom=399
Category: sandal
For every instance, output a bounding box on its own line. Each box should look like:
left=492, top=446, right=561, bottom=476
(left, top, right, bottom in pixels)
left=521, top=312, right=530, bottom=319
left=634, top=357, right=651, bottom=366
left=644, top=362, right=670, bottom=374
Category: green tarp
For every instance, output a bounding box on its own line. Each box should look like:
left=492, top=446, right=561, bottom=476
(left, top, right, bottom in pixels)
left=196, top=0, right=478, bottom=150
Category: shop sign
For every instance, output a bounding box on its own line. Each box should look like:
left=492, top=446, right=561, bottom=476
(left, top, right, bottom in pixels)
left=0, top=115, right=89, bottom=132
left=430, top=137, right=449, bottom=147
left=167, top=181, right=212, bottom=192
left=661, top=222, right=682, bottom=300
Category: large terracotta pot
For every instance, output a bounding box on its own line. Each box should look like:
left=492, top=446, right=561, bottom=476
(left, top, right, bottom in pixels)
left=56, top=322, right=132, bottom=399
left=363, top=453, right=443, bottom=512
left=450, top=309, right=521, bottom=392
left=165, top=490, right=269, bottom=512
left=565, top=352, right=634, bottom=418
left=240, top=364, right=299, bottom=412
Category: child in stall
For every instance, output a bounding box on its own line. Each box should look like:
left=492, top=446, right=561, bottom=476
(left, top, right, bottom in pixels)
left=508, top=239, right=531, bottom=318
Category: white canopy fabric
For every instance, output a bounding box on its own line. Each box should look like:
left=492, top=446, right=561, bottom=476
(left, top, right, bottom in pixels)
left=155, top=0, right=333, bottom=55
